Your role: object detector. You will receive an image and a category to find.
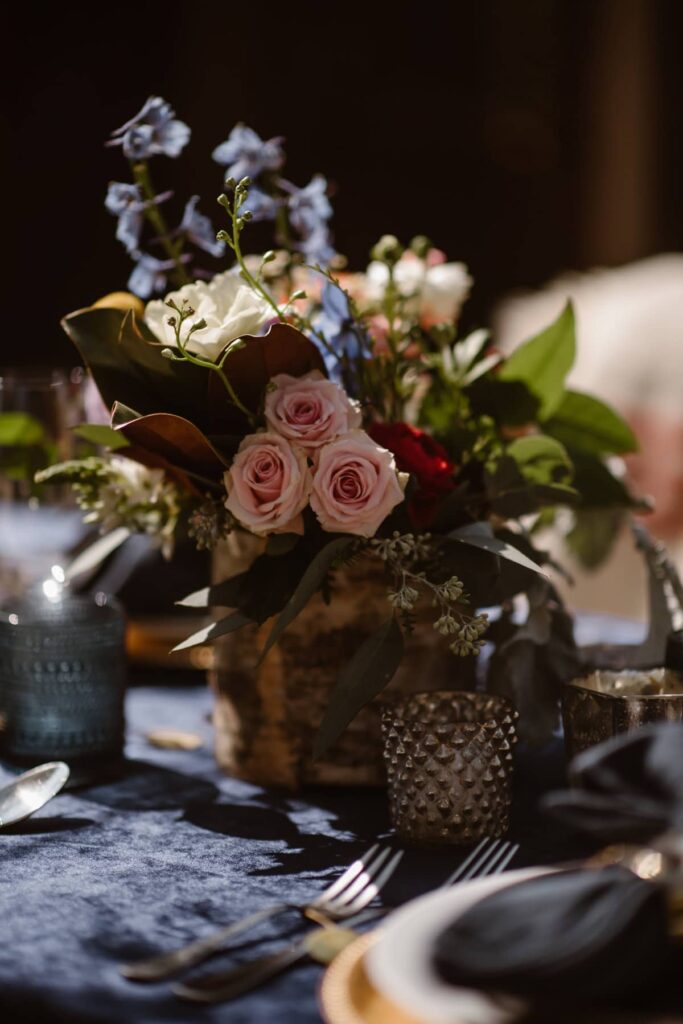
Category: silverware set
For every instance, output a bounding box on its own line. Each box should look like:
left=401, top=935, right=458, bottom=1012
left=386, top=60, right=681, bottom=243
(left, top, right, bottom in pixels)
left=120, top=837, right=519, bottom=1004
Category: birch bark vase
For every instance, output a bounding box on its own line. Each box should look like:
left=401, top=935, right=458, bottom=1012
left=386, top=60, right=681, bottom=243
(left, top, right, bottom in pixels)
left=210, top=535, right=464, bottom=788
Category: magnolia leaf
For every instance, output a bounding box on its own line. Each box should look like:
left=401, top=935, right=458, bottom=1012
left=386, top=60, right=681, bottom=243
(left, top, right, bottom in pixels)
left=0, top=411, right=45, bottom=446
left=176, top=572, right=250, bottom=609
left=259, top=537, right=356, bottom=663
left=115, top=412, right=229, bottom=482
left=64, top=526, right=131, bottom=582
left=449, top=523, right=547, bottom=577
left=499, top=301, right=576, bottom=418
left=206, top=322, right=327, bottom=429
left=62, top=306, right=213, bottom=429
left=111, top=401, right=143, bottom=426
left=72, top=423, right=130, bottom=450
left=544, top=390, right=638, bottom=456
left=172, top=609, right=252, bottom=652
left=313, top=617, right=404, bottom=759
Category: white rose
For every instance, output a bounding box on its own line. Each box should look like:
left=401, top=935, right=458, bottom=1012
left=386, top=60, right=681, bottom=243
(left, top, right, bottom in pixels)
left=420, top=262, right=472, bottom=326
left=144, top=270, right=273, bottom=362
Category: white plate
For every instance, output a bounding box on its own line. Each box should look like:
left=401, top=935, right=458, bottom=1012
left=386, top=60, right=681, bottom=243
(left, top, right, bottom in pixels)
left=366, top=866, right=553, bottom=1024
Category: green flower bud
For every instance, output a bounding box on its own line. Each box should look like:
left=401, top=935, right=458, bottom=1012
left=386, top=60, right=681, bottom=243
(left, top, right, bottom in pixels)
left=370, top=234, right=404, bottom=267
left=410, top=234, right=431, bottom=259
left=161, top=348, right=176, bottom=360
left=217, top=193, right=231, bottom=210
left=262, top=250, right=277, bottom=264
left=224, top=177, right=236, bottom=190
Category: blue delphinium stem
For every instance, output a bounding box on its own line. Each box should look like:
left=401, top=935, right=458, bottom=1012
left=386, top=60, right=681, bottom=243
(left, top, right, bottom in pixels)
left=132, top=161, right=190, bottom=287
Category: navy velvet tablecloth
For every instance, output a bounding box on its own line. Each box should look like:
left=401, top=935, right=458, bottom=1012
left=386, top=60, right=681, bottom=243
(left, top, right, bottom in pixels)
left=0, top=666, right=620, bottom=1024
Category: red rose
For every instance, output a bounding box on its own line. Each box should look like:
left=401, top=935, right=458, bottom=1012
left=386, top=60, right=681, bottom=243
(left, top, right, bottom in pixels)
left=368, top=421, right=455, bottom=527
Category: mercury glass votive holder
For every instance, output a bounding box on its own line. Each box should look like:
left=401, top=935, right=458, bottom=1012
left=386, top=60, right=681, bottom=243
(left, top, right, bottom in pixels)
left=381, top=691, right=518, bottom=847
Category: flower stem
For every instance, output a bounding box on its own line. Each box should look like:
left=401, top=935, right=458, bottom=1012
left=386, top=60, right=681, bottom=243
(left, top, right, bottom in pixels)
left=132, top=161, right=190, bottom=287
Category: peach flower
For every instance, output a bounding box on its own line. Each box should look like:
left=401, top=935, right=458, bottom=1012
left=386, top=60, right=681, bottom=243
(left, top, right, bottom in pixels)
left=310, top=430, right=407, bottom=537
left=224, top=433, right=312, bottom=536
left=264, top=371, right=361, bottom=450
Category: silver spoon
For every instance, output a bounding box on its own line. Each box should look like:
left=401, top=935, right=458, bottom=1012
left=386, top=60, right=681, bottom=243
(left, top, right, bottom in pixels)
left=0, top=762, right=70, bottom=828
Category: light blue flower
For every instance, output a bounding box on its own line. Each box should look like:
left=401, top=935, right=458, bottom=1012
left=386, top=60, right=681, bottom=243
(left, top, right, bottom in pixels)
left=286, top=175, right=336, bottom=266
left=311, top=280, right=369, bottom=389
left=241, top=185, right=281, bottom=222
left=105, top=181, right=173, bottom=254
left=105, top=182, right=145, bottom=252
left=127, top=252, right=179, bottom=299
left=179, top=196, right=225, bottom=257
left=300, top=226, right=336, bottom=267
left=287, top=174, right=332, bottom=236
left=212, top=124, right=284, bottom=181
left=109, top=97, right=191, bottom=161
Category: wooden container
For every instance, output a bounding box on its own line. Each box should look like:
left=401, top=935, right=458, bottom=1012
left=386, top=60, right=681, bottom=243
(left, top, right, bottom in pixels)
left=210, top=537, right=465, bottom=788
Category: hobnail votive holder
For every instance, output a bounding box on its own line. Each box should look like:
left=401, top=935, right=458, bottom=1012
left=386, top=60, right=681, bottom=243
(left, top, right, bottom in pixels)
left=381, top=691, right=518, bottom=847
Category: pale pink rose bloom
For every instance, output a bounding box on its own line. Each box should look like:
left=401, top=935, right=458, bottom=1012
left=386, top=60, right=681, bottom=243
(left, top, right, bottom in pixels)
left=310, top=430, right=407, bottom=537
left=224, top=432, right=312, bottom=536
left=264, top=371, right=361, bottom=450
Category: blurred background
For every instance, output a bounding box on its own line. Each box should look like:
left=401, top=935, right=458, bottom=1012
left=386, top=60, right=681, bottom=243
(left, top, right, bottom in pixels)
left=3, top=0, right=682, bottom=629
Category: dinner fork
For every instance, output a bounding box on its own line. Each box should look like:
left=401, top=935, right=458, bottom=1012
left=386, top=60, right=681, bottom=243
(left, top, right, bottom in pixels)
left=120, top=844, right=400, bottom=982
left=174, top=836, right=519, bottom=1004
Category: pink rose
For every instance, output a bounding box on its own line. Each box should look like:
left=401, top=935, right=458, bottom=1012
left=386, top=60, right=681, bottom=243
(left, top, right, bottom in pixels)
left=264, top=371, right=361, bottom=450
left=310, top=430, right=407, bottom=537
left=224, top=433, right=312, bottom=536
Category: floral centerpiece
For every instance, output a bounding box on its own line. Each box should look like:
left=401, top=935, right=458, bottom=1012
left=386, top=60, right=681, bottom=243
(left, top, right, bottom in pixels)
left=41, top=97, right=643, bottom=785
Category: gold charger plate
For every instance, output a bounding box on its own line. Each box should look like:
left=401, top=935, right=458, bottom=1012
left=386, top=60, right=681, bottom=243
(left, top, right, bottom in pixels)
left=319, top=931, right=427, bottom=1024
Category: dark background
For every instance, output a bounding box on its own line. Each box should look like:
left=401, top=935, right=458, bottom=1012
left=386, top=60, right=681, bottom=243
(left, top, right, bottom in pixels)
left=4, top=0, right=682, bottom=366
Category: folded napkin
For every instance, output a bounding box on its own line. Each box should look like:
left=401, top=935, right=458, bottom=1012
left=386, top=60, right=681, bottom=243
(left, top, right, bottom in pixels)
left=433, top=866, right=679, bottom=1005
left=543, top=722, right=683, bottom=842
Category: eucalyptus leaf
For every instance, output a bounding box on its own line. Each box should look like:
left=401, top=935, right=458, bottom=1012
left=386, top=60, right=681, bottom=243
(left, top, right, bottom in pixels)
left=499, top=301, right=576, bottom=418
left=544, top=390, right=638, bottom=456
left=64, top=526, right=131, bottom=582
left=449, top=523, right=547, bottom=577
left=176, top=571, right=250, bottom=609
left=259, top=537, right=356, bottom=663
left=313, top=618, right=404, bottom=759
left=72, top=423, right=130, bottom=450
left=172, top=609, right=252, bottom=652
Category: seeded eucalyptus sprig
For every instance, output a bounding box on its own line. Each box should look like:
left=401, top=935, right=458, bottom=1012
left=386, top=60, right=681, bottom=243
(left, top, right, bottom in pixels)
left=369, top=532, right=489, bottom=656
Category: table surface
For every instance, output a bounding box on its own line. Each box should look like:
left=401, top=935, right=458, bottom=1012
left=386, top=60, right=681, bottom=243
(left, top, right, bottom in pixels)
left=0, top=616, right=644, bottom=1024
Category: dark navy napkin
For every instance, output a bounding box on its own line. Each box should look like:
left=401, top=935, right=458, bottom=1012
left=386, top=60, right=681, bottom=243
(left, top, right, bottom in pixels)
left=433, top=867, right=676, bottom=1003
left=543, top=722, right=683, bottom=842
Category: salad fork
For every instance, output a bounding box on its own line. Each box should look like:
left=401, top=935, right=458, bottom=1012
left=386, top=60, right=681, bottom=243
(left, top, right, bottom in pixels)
left=174, top=836, right=519, bottom=1004
left=120, top=843, right=399, bottom=982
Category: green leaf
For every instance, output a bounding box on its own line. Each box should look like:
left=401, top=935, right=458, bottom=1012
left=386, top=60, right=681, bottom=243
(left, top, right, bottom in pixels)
left=172, top=609, right=252, bottom=652
left=489, top=483, right=577, bottom=518
left=566, top=508, right=626, bottom=569
left=0, top=412, right=45, bottom=446
left=72, top=423, right=130, bottom=450
left=498, top=302, right=576, bottom=418
left=259, top=537, right=356, bottom=663
left=544, top=390, right=638, bottom=456
left=571, top=452, right=642, bottom=508
left=313, top=618, right=404, bottom=759
left=449, top=523, right=547, bottom=578
left=505, top=435, right=573, bottom=486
